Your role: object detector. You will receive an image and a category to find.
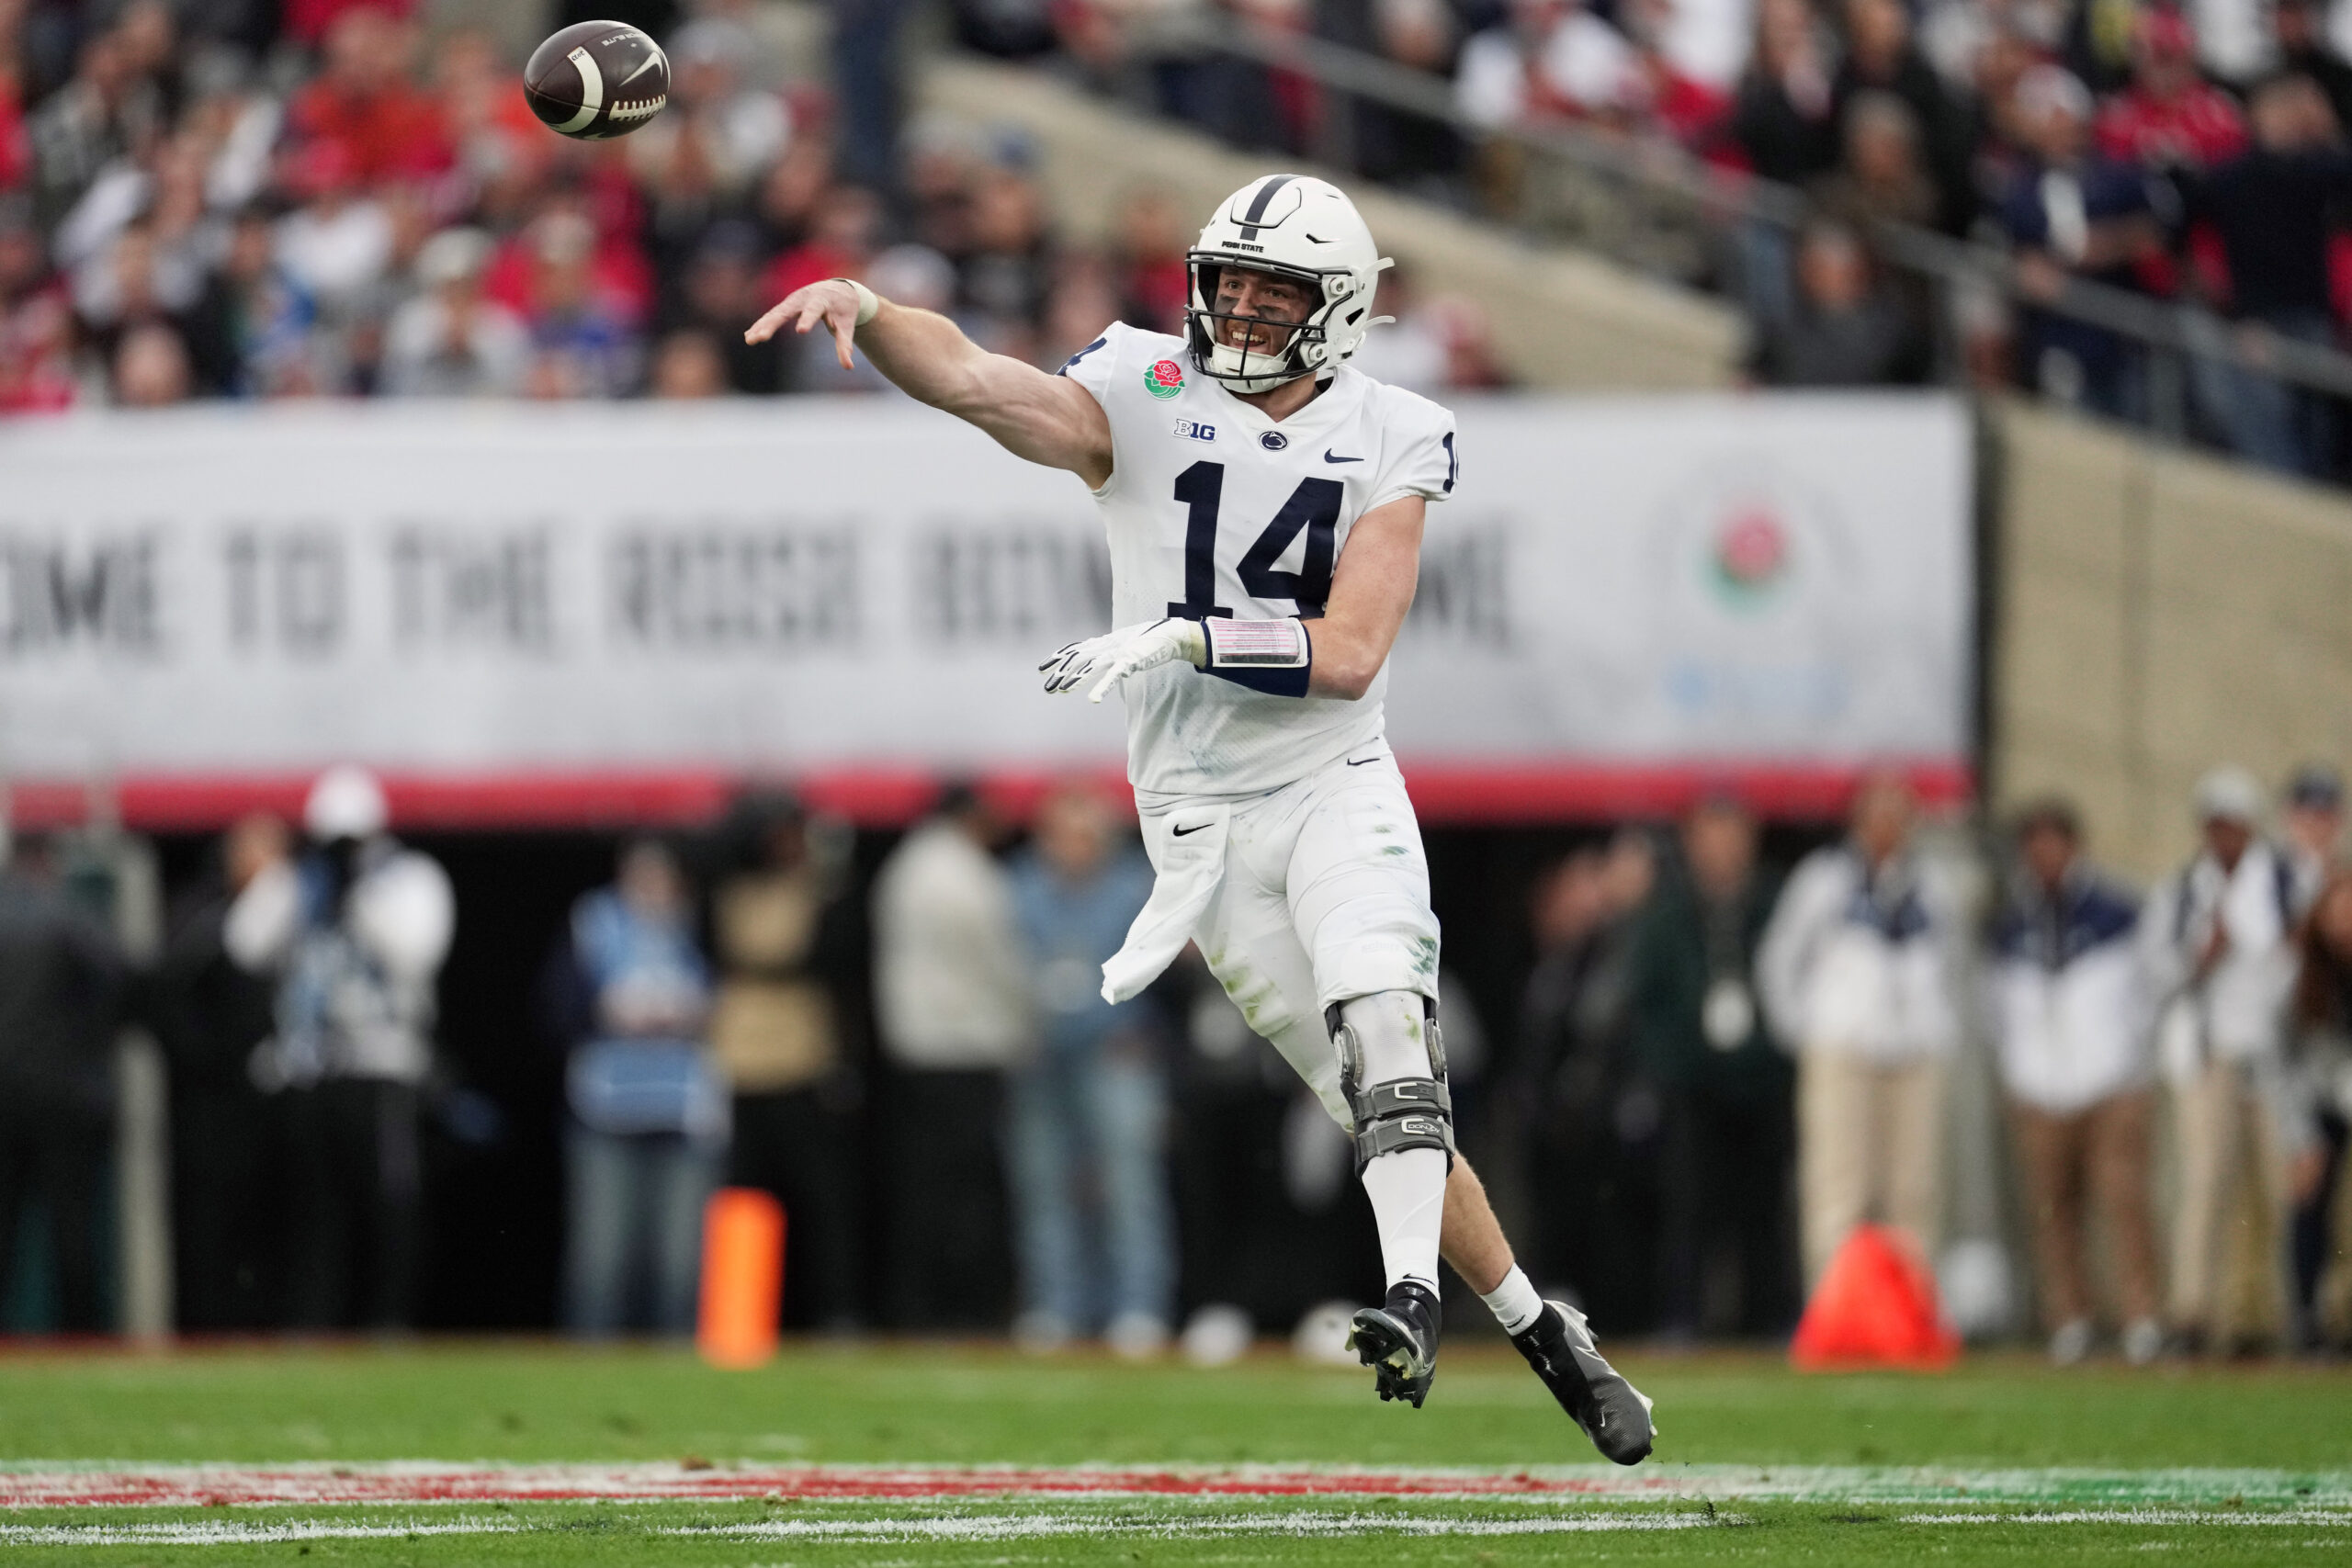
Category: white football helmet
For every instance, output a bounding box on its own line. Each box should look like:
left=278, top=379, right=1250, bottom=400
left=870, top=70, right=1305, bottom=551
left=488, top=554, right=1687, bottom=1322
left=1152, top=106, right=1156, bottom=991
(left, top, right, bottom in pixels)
left=1186, top=174, right=1391, bottom=394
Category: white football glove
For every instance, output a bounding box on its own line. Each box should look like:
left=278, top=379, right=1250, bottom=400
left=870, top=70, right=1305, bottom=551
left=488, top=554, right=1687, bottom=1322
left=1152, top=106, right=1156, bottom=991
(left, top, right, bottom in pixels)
left=1038, top=618, right=1207, bottom=703
left=1038, top=624, right=1138, bottom=695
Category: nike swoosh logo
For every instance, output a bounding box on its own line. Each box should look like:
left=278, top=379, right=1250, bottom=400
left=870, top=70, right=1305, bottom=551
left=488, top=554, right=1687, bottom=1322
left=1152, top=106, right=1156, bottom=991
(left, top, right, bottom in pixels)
left=1171, top=821, right=1210, bottom=837
left=1346, top=756, right=1380, bottom=766
left=619, top=49, right=664, bottom=86
left=1324, top=451, right=1363, bottom=464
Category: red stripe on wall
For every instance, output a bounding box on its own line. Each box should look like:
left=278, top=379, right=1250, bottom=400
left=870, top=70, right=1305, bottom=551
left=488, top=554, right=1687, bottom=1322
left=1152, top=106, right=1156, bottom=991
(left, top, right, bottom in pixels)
left=1396, top=759, right=1974, bottom=823
left=1, top=759, right=1972, bottom=833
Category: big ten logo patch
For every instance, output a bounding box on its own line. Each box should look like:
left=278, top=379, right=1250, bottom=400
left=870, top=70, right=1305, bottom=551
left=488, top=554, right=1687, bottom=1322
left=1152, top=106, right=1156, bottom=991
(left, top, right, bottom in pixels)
left=1172, top=419, right=1217, bottom=443
left=1143, top=359, right=1187, bottom=400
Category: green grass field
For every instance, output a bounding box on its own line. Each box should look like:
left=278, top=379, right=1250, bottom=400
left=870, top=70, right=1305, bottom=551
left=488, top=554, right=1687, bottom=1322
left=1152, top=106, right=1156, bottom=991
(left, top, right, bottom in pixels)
left=2, top=1341, right=2346, bottom=1564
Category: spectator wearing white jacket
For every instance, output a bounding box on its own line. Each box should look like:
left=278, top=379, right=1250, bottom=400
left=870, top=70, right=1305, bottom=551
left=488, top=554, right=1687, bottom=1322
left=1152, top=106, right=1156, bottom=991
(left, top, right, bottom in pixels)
left=870, top=784, right=1031, bottom=1329
left=2139, top=766, right=2301, bottom=1352
left=1987, top=800, right=2161, bottom=1366
left=1759, top=773, right=1963, bottom=1286
left=224, top=765, right=454, bottom=1330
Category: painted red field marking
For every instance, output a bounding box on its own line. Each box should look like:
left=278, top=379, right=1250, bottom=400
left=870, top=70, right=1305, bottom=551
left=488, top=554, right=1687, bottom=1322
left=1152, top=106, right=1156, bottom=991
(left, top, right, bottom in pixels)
left=0, top=1464, right=1677, bottom=1508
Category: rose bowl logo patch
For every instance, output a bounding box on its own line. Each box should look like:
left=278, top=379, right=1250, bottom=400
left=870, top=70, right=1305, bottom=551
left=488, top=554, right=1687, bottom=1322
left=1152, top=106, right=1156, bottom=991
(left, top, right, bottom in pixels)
left=1710, top=507, right=1791, bottom=604
left=1143, top=359, right=1186, bottom=400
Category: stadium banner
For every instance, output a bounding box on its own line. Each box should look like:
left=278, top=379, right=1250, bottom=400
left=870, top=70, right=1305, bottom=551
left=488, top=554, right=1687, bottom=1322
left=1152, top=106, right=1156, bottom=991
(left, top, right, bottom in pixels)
left=0, top=394, right=1972, bottom=828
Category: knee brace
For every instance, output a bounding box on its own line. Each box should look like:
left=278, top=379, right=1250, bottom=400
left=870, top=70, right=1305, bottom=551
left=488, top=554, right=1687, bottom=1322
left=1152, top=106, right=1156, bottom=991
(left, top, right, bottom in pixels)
left=1327, top=992, right=1453, bottom=1177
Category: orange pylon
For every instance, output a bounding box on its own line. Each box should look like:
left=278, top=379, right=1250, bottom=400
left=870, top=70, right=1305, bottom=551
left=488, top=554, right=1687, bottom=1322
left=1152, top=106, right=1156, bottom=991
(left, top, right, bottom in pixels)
left=1790, top=1224, right=1960, bottom=1371
left=697, top=1188, right=785, bottom=1369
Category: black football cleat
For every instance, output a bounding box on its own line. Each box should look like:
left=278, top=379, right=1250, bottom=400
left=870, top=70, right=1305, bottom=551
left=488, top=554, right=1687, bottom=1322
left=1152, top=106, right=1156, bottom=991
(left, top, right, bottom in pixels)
left=1511, top=1299, right=1656, bottom=1464
left=1347, top=1280, right=1442, bottom=1408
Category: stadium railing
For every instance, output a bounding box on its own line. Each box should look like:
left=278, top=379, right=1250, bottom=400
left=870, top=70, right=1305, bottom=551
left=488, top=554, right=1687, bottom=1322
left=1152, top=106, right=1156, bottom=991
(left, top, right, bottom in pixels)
left=1125, top=16, right=2352, bottom=433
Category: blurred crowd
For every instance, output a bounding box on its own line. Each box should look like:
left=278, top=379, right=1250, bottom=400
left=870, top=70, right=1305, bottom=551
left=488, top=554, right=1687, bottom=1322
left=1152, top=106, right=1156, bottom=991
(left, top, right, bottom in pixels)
left=1498, top=761, right=2352, bottom=1360
left=0, top=0, right=1506, bottom=413
left=1007, top=0, right=2352, bottom=478
left=16, top=0, right=2352, bottom=469
left=3, top=756, right=2348, bottom=1364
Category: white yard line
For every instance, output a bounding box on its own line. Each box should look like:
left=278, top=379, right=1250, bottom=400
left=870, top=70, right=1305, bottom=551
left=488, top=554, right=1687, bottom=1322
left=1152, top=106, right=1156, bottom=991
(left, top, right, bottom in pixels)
left=0, top=1518, right=523, bottom=1547
left=676, top=1509, right=1737, bottom=1541
left=5, top=1503, right=2349, bottom=1548
left=0, top=1509, right=1730, bottom=1547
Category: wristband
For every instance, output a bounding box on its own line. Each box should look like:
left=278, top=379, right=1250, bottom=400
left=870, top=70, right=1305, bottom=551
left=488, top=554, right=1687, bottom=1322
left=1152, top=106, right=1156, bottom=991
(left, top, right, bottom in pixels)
left=1201, top=616, right=1313, bottom=698
left=836, top=278, right=879, bottom=326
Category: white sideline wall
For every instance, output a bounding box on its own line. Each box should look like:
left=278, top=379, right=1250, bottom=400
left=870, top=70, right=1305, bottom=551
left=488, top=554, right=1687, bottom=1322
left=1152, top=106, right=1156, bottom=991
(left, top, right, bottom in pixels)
left=1992, top=398, right=2352, bottom=880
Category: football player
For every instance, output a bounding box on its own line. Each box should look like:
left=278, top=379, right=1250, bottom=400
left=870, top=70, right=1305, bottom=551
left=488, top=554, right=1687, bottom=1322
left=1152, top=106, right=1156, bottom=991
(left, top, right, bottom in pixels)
left=749, top=174, right=1652, bottom=1461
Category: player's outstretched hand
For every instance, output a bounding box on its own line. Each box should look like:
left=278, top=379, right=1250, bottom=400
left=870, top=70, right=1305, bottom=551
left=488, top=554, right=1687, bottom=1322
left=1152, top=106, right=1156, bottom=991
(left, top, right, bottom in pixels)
left=745, top=278, right=861, bottom=369
left=1039, top=626, right=1136, bottom=697
left=1039, top=619, right=1207, bottom=704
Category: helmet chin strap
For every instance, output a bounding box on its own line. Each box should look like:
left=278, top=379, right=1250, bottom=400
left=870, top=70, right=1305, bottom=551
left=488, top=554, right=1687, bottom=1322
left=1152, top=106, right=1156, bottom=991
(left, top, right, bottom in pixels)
left=1206, top=333, right=1315, bottom=394
left=1213, top=320, right=1326, bottom=392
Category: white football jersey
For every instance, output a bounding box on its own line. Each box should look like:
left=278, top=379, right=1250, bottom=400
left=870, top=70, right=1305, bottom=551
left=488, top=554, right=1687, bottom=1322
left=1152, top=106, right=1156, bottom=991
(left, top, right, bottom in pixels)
left=1060, top=322, right=1458, bottom=798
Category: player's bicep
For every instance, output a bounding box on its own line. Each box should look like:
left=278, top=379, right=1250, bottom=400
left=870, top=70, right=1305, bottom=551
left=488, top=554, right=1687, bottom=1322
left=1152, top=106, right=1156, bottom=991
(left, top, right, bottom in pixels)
left=952, top=355, right=1114, bottom=489
left=1310, top=495, right=1424, bottom=699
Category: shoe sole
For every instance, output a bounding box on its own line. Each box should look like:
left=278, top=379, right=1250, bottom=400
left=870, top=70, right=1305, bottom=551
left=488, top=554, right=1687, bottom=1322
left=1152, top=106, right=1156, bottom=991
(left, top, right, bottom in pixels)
left=1346, top=1307, right=1433, bottom=1408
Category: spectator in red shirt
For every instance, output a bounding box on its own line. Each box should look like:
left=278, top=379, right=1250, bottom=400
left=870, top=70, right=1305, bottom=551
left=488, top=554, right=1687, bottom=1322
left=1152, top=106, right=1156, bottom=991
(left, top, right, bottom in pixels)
left=0, top=15, right=31, bottom=194
left=482, top=194, right=654, bottom=336
left=514, top=210, right=640, bottom=399
left=1621, top=0, right=1732, bottom=149
left=763, top=184, right=883, bottom=305
left=0, top=199, right=76, bottom=412
left=2095, top=7, right=2250, bottom=174
left=284, top=7, right=453, bottom=186
left=434, top=28, right=549, bottom=191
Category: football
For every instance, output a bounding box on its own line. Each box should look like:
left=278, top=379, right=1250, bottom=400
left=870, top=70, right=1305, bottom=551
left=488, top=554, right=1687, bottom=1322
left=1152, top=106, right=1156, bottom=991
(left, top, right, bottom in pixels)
left=523, top=20, right=669, bottom=141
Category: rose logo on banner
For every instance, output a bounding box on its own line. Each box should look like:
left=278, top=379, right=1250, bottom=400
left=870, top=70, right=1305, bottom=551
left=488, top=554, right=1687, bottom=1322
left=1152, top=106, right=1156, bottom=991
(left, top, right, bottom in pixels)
left=1143, top=359, right=1186, bottom=400
left=1710, top=508, right=1790, bottom=607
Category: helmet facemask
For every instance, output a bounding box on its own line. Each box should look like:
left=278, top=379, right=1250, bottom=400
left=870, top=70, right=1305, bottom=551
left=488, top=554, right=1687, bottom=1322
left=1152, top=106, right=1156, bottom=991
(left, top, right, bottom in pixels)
left=1185, top=256, right=1354, bottom=395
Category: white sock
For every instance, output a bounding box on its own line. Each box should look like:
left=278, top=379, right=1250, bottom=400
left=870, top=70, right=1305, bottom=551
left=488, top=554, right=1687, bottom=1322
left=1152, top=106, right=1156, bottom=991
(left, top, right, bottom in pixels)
left=1480, top=1264, right=1544, bottom=1336
left=1359, top=1146, right=1446, bottom=1294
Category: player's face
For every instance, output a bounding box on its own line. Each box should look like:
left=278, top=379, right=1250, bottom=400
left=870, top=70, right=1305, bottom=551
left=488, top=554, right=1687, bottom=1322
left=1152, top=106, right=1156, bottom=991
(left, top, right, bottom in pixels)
left=1213, top=266, right=1312, bottom=355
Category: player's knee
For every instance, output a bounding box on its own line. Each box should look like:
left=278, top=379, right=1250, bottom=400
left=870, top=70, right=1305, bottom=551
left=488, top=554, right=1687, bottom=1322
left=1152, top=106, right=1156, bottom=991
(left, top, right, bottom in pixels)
left=1334, top=990, right=1433, bottom=1086
left=1326, top=990, right=1453, bottom=1175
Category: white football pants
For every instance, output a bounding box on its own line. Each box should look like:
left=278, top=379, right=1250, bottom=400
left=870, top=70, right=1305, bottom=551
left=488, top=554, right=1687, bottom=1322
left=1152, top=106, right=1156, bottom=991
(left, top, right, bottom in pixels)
left=1134, top=740, right=1442, bottom=1128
